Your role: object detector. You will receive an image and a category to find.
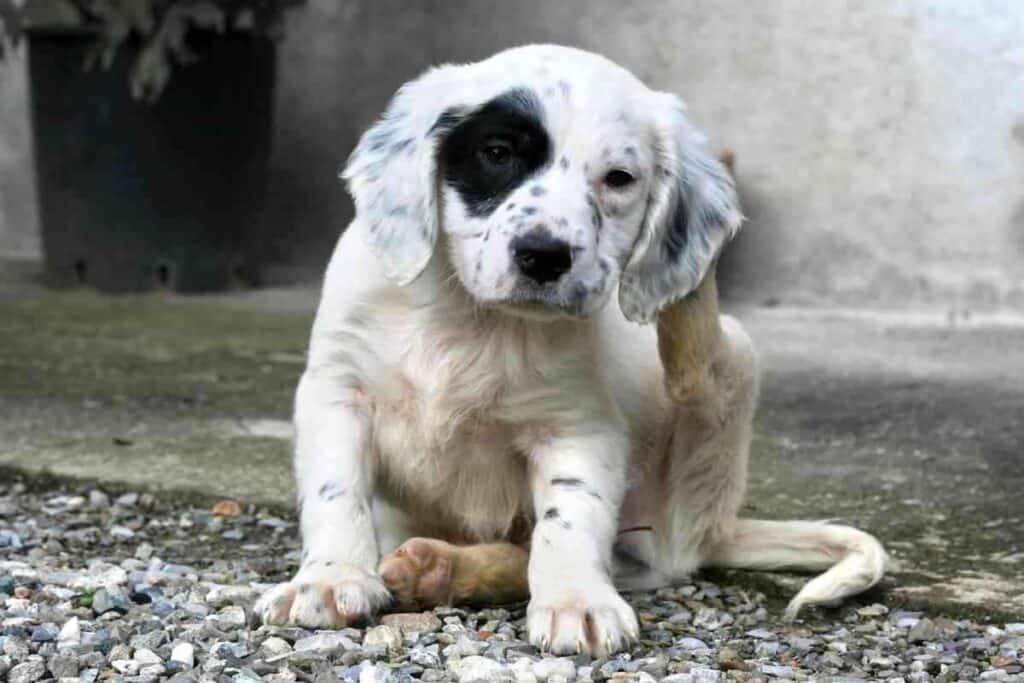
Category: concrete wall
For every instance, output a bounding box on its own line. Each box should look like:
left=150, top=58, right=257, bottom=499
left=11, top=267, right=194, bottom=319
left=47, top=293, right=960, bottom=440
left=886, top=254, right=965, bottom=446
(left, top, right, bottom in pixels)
left=3, top=0, right=1024, bottom=307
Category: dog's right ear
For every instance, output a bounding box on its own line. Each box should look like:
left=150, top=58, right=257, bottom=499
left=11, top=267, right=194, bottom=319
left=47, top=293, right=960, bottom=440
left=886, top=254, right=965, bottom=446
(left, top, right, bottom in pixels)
left=341, top=67, right=462, bottom=286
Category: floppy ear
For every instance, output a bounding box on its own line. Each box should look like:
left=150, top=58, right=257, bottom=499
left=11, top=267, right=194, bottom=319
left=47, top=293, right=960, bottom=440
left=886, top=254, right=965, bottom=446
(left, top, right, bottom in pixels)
left=618, top=93, right=743, bottom=323
left=341, top=67, right=460, bottom=286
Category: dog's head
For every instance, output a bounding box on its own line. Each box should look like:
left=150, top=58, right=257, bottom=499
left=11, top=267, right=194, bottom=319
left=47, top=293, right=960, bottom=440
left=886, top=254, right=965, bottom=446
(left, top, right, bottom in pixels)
left=343, top=45, right=741, bottom=323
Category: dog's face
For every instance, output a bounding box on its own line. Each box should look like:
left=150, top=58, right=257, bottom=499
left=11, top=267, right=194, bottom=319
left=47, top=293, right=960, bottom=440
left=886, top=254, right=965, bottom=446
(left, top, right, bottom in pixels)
left=344, top=45, right=741, bottom=323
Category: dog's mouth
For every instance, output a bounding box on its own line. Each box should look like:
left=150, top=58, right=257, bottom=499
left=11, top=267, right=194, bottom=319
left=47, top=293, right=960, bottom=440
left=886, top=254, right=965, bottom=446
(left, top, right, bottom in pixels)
left=495, top=299, right=586, bottom=321
left=488, top=282, right=605, bottom=321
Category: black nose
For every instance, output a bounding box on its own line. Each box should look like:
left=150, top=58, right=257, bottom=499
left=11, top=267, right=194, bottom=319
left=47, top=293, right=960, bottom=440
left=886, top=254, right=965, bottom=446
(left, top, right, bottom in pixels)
left=511, top=232, right=573, bottom=284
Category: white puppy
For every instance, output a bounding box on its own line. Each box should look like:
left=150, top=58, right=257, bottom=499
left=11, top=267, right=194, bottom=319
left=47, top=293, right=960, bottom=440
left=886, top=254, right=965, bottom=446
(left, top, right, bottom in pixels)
left=255, top=45, right=888, bottom=656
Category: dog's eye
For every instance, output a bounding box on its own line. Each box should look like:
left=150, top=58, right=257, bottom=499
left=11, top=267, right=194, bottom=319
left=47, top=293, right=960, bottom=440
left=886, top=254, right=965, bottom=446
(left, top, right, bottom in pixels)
left=479, top=142, right=513, bottom=167
left=604, top=169, right=636, bottom=189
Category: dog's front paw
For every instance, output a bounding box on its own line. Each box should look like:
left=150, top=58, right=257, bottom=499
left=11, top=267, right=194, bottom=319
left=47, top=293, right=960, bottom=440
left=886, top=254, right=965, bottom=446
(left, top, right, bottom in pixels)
left=526, top=583, right=638, bottom=657
left=255, top=563, right=390, bottom=628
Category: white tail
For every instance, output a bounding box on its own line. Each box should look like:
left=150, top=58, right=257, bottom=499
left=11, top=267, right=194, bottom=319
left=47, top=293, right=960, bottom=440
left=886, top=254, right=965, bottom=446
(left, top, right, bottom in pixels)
left=704, top=518, right=889, bottom=619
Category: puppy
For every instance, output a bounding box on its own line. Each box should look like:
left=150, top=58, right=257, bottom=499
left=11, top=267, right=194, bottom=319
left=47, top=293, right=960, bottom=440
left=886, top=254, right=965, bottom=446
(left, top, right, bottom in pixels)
left=255, top=45, right=887, bottom=656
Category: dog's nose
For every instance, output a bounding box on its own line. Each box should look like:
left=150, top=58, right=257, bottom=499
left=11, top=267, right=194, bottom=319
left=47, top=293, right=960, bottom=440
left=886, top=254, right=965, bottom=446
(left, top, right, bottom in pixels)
left=511, top=232, right=572, bottom=284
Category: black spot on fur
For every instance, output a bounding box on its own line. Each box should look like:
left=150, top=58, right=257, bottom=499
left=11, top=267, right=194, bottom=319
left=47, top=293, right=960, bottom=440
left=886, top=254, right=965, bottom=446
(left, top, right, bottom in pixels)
left=521, top=206, right=537, bottom=215
left=587, top=194, right=603, bottom=232
left=391, top=138, right=414, bottom=155
left=507, top=203, right=516, bottom=211
left=438, top=88, right=551, bottom=218
left=559, top=156, right=569, bottom=171
left=613, top=540, right=650, bottom=571
left=557, top=217, right=568, bottom=228
left=318, top=481, right=345, bottom=502
left=663, top=196, right=689, bottom=262
left=551, top=477, right=584, bottom=487
left=430, top=109, right=465, bottom=136
left=530, top=185, right=546, bottom=197
left=544, top=507, right=571, bottom=530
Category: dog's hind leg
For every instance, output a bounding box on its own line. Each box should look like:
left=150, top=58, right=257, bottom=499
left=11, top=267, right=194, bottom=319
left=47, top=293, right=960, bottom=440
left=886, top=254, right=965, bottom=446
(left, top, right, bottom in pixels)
left=378, top=538, right=529, bottom=609
left=651, top=265, right=888, bottom=617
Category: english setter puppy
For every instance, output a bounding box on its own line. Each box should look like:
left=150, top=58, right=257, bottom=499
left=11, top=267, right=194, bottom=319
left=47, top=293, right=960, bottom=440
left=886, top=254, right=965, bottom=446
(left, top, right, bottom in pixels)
left=255, top=45, right=887, bottom=656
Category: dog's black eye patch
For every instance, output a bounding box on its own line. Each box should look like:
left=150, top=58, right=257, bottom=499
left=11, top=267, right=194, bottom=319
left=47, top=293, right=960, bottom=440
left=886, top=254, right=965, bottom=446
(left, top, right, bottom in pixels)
left=437, top=88, right=550, bottom=218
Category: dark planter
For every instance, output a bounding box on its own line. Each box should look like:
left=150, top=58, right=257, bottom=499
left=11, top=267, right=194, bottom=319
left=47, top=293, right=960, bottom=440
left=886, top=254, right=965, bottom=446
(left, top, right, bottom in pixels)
left=28, top=29, right=276, bottom=292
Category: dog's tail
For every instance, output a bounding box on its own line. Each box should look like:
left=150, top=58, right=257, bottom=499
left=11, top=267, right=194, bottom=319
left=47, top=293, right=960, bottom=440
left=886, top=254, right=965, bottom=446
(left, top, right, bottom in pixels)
left=703, top=518, right=889, bottom=619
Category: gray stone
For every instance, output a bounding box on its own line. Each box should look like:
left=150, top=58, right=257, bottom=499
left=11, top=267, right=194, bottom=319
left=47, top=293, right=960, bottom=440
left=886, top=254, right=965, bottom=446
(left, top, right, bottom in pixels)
left=909, top=619, right=942, bottom=643
left=31, top=623, right=59, bottom=642
left=259, top=636, right=292, bottom=658
left=363, top=624, right=403, bottom=653
left=210, top=605, right=247, bottom=629
left=91, top=587, right=130, bottom=615
left=676, top=637, right=710, bottom=651
left=382, top=612, right=443, bottom=635
left=8, top=659, right=46, bottom=683
left=47, top=654, right=79, bottom=679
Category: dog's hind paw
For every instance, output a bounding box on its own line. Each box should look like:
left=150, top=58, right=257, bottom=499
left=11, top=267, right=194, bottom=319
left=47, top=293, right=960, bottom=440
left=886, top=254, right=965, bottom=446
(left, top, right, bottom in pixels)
left=377, top=537, right=455, bottom=609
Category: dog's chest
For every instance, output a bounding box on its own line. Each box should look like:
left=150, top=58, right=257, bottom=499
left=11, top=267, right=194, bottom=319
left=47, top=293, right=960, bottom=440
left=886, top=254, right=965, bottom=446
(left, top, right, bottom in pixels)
left=362, top=316, right=558, bottom=538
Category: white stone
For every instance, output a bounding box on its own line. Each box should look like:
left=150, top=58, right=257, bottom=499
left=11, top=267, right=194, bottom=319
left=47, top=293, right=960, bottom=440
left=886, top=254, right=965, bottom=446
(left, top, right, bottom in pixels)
left=111, top=660, right=140, bottom=676
left=57, top=616, right=80, bottom=645
left=532, top=657, right=576, bottom=681
left=359, top=664, right=389, bottom=683
left=294, top=632, right=357, bottom=653
left=259, top=636, right=292, bottom=658
left=205, top=584, right=254, bottom=607
left=170, top=642, right=195, bottom=668
left=450, top=655, right=517, bottom=682
left=133, top=648, right=162, bottom=665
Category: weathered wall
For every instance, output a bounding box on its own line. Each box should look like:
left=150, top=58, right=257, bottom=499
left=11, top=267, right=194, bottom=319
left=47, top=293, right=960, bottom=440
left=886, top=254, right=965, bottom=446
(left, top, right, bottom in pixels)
left=3, top=1, right=1023, bottom=306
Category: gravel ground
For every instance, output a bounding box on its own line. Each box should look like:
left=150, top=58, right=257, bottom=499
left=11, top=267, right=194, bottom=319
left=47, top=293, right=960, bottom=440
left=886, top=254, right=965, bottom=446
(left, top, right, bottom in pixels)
left=1, top=479, right=1022, bottom=683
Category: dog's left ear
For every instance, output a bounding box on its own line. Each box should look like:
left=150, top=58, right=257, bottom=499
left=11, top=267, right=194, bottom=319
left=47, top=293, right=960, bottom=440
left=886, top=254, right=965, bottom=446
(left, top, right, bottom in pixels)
left=341, top=67, right=459, bottom=286
left=618, top=93, right=743, bottom=323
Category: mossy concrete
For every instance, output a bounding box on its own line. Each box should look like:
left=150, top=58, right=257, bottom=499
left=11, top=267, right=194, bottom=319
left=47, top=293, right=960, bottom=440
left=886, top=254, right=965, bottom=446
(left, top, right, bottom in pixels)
left=1, top=260, right=1021, bottom=621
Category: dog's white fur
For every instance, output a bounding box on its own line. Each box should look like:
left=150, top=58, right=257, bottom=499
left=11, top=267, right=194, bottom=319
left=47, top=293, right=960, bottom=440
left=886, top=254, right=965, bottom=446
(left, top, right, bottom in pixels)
left=255, top=45, right=888, bottom=656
